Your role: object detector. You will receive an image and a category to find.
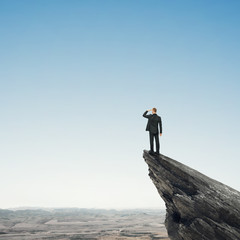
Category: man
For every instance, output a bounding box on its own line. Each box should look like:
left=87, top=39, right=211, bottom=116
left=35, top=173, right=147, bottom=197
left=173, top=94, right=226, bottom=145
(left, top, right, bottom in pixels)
left=143, top=108, right=162, bottom=155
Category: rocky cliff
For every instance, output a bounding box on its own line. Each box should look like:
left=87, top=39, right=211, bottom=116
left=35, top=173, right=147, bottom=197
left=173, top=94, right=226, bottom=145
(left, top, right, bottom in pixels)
left=143, top=150, right=240, bottom=240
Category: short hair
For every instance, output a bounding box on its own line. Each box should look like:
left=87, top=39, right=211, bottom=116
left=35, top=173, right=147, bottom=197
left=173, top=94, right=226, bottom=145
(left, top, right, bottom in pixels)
left=153, top=108, right=157, bottom=112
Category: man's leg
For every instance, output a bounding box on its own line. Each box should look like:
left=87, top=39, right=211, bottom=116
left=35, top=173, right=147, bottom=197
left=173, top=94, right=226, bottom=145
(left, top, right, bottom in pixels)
left=149, top=132, right=154, bottom=152
left=154, top=133, right=160, bottom=154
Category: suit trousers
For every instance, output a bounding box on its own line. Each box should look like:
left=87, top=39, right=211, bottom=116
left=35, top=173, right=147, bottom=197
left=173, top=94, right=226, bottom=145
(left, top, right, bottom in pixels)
left=149, top=132, right=160, bottom=153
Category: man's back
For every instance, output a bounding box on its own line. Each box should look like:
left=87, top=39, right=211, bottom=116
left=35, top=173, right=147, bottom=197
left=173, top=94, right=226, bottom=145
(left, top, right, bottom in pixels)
left=143, top=111, right=162, bottom=134
left=149, top=114, right=161, bottom=133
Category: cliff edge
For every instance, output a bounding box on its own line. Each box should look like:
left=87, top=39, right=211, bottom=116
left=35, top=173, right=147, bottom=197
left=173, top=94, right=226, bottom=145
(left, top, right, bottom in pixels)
left=143, top=150, right=240, bottom=240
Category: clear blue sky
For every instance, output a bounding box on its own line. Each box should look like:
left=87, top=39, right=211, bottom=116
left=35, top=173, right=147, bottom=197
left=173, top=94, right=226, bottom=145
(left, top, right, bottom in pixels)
left=1, top=0, right=240, bottom=209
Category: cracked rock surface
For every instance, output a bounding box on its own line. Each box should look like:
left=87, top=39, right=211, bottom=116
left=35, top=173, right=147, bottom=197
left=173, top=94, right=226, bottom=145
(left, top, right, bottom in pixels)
left=143, top=150, right=240, bottom=240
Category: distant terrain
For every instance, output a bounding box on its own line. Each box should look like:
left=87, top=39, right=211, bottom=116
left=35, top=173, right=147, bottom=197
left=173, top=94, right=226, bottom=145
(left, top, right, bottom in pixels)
left=0, top=208, right=169, bottom=240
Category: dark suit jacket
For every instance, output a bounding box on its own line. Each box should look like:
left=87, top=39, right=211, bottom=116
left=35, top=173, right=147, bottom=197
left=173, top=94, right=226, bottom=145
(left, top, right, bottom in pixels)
left=143, top=111, right=162, bottom=134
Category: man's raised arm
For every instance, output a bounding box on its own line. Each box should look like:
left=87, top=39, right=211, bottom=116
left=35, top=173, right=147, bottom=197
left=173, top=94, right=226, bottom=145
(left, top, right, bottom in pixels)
left=143, top=109, right=151, bottom=118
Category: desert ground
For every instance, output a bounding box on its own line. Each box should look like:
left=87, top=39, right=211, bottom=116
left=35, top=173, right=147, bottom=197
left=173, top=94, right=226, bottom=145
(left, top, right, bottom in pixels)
left=0, top=208, right=169, bottom=240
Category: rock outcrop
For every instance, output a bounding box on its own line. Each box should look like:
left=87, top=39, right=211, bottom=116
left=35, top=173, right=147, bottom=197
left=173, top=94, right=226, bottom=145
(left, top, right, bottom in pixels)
left=143, top=150, right=240, bottom=240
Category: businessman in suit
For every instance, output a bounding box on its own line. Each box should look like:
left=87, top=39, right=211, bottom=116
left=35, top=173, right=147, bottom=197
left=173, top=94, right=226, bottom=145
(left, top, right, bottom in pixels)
left=143, top=108, right=162, bottom=155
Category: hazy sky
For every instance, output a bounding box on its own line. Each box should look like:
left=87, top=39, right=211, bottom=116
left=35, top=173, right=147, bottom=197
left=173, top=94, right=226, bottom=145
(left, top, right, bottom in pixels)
left=1, top=0, right=240, bottom=209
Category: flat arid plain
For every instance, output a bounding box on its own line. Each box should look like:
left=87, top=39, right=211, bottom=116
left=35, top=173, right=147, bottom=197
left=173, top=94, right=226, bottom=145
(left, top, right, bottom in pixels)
left=0, top=208, right=169, bottom=240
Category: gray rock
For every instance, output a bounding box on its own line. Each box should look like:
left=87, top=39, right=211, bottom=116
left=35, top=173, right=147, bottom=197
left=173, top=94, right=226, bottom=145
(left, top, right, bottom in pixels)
left=143, top=150, right=240, bottom=240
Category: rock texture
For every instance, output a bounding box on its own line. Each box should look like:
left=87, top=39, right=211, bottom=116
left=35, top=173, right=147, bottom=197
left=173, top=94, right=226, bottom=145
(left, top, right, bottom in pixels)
left=143, top=150, right=240, bottom=240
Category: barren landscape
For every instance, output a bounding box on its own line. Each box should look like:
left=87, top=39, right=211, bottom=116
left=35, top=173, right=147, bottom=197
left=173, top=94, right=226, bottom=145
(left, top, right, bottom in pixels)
left=0, top=208, right=169, bottom=240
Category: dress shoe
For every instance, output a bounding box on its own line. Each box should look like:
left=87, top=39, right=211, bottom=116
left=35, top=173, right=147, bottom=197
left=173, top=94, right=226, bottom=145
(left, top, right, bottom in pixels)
left=148, top=150, right=155, bottom=155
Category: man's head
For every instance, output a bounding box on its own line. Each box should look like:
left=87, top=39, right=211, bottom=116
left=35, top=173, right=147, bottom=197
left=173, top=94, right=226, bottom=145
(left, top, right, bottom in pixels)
left=152, top=108, right=157, bottom=114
